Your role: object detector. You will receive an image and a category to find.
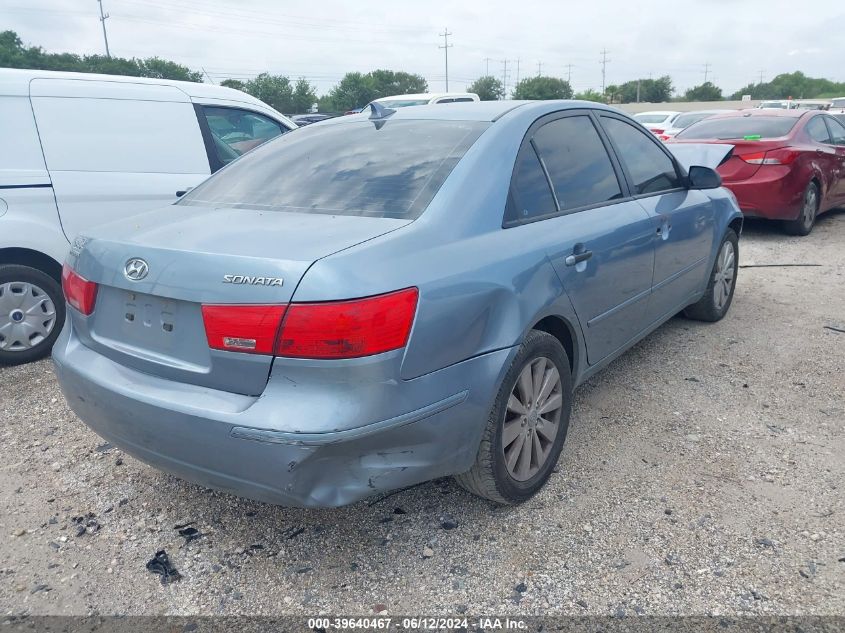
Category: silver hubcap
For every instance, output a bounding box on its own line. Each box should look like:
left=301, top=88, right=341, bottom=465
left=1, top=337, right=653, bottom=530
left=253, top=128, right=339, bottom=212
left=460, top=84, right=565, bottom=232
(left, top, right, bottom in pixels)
left=0, top=282, right=57, bottom=352
left=712, top=241, right=735, bottom=311
left=502, top=356, right=563, bottom=481
left=803, top=187, right=818, bottom=226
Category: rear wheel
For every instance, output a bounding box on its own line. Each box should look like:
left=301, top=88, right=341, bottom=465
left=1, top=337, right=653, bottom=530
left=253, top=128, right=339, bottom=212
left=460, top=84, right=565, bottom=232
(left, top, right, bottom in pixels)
left=455, top=330, right=572, bottom=504
left=683, top=229, right=738, bottom=322
left=783, top=181, right=819, bottom=236
left=0, top=264, right=64, bottom=366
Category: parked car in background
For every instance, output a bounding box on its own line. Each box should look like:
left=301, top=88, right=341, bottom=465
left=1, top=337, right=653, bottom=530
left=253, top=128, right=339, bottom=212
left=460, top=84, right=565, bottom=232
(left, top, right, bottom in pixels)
left=291, top=113, right=334, bottom=126
left=829, top=97, right=845, bottom=114
left=371, top=92, right=480, bottom=108
left=54, top=100, right=741, bottom=508
left=671, top=109, right=845, bottom=235
left=655, top=110, right=733, bottom=141
left=632, top=110, right=681, bottom=134
left=758, top=100, right=795, bottom=109
left=793, top=100, right=831, bottom=111
left=0, top=69, right=295, bottom=365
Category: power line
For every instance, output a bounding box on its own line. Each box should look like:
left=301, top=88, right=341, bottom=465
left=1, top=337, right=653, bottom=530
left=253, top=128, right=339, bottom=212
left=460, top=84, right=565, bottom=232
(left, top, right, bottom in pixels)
left=600, top=49, right=610, bottom=95
left=438, top=28, right=453, bottom=91
left=97, top=0, right=111, bottom=57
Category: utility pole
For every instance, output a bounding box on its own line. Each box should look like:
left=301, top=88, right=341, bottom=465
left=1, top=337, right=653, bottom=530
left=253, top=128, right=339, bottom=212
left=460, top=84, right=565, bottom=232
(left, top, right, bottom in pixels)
left=97, top=0, right=111, bottom=58
left=438, top=28, right=453, bottom=91
left=484, top=57, right=492, bottom=76
left=758, top=69, right=765, bottom=84
left=565, top=63, right=574, bottom=84
left=536, top=61, right=542, bottom=77
left=501, top=59, right=510, bottom=99
left=636, top=79, right=641, bottom=103
left=703, top=62, right=711, bottom=84
left=515, top=58, right=520, bottom=86
left=600, top=48, right=610, bottom=96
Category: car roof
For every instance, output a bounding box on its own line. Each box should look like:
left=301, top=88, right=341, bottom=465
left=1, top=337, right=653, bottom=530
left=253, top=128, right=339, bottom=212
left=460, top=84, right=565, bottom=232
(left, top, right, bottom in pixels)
left=375, top=92, right=477, bottom=101
left=0, top=68, right=269, bottom=107
left=330, top=99, right=622, bottom=123
left=708, top=108, right=809, bottom=119
left=634, top=110, right=680, bottom=115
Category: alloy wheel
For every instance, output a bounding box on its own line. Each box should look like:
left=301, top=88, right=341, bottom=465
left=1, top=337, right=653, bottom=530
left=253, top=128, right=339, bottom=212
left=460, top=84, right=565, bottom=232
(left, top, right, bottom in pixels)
left=502, top=356, right=563, bottom=481
left=712, top=240, right=736, bottom=312
left=802, top=186, right=818, bottom=229
left=0, top=281, right=57, bottom=352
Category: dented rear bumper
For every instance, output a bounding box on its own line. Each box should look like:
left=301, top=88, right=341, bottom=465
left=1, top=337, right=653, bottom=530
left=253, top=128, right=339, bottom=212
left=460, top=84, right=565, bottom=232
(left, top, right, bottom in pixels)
left=52, top=320, right=513, bottom=507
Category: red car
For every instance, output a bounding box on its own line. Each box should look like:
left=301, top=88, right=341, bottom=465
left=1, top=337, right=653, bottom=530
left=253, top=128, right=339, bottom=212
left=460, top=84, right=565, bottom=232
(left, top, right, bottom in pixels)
left=670, top=109, right=845, bottom=235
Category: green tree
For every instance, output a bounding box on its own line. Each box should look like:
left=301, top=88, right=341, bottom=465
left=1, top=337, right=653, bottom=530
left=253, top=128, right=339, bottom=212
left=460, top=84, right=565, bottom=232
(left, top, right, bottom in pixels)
left=241, top=73, right=294, bottom=112
left=684, top=81, right=722, bottom=101
left=325, top=69, right=429, bottom=111
left=574, top=89, right=606, bottom=103
left=467, top=75, right=505, bottom=101
left=138, top=57, right=203, bottom=82
left=291, top=78, right=318, bottom=113
left=730, top=71, right=845, bottom=100
left=220, top=79, right=247, bottom=91
left=615, top=76, right=674, bottom=103
left=511, top=76, right=573, bottom=100
left=367, top=69, right=427, bottom=96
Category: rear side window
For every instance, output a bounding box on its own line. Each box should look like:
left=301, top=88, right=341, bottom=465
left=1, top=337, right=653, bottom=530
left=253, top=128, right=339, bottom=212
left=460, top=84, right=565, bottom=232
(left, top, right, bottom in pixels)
left=635, top=114, right=670, bottom=124
left=601, top=117, right=682, bottom=195
left=806, top=116, right=831, bottom=143
left=826, top=116, right=845, bottom=145
left=672, top=112, right=720, bottom=129
left=677, top=116, right=798, bottom=140
left=200, top=106, right=284, bottom=166
left=532, top=116, right=622, bottom=211
left=181, top=119, right=488, bottom=219
left=510, top=145, right=557, bottom=221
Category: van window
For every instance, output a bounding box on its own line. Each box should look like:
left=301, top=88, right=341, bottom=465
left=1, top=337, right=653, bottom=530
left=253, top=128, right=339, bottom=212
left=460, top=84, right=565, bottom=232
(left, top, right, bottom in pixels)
left=200, top=106, right=284, bottom=165
left=30, top=97, right=208, bottom=174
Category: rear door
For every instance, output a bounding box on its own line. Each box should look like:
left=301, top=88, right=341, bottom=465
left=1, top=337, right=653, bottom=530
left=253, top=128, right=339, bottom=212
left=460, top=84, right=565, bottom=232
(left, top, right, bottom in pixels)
left=823, top=116, right=845, bottom=204
left=599, top=113, right=715, bottom=324
left=509, top=111, right=655, bottom=364
left=29, top=79, right=211, bottom=240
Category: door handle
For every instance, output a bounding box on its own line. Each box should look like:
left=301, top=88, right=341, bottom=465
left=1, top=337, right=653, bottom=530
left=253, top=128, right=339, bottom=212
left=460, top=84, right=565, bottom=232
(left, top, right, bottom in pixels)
left=565, top=250, right=593, bottom=266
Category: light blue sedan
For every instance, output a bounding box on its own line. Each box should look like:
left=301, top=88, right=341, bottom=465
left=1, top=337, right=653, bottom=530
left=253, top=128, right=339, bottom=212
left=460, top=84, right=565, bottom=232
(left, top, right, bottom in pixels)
left=53, top=100, right=742, bottom=507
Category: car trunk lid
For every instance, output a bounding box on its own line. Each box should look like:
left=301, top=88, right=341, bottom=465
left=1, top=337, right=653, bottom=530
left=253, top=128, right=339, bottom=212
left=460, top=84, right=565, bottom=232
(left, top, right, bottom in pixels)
left=68, top=205, right=408, bottom=395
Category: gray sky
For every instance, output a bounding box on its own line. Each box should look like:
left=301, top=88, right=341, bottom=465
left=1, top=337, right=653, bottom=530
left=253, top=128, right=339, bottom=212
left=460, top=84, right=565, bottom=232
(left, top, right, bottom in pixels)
left=4, top=0, right=843, bottom=97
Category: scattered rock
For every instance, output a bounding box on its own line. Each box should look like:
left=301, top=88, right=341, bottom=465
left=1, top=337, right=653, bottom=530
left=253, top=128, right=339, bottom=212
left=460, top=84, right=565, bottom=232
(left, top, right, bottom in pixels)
left=422, top=546, right=434, bottom=559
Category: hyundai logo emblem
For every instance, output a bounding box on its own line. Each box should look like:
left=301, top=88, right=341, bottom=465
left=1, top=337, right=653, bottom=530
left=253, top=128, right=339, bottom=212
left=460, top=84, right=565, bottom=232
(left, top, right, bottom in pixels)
left=124, top=258, right=149, bottom=281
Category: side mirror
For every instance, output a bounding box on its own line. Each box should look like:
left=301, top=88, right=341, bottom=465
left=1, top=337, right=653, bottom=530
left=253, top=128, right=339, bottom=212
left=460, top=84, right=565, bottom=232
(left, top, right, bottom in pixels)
left=688, top=165, right=722, bottom=189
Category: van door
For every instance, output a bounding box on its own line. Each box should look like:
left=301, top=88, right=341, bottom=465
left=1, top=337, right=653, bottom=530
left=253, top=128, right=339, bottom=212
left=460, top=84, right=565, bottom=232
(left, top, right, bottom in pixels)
left=29, top=79, right=211, bottom=240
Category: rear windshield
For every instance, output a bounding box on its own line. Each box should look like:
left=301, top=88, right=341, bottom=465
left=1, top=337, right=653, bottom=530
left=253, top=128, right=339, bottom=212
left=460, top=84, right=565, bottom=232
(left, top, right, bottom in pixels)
left=634, top=114, right=670, bottom=123
left=180, top=119, right=488, bottom=219
left=676, top=116, right=798, bottom=140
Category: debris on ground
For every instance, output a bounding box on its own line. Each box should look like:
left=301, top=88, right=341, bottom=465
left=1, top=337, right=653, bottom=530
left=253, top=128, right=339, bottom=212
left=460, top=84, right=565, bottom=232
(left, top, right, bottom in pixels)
left=145, top=550, right=182, bottom=585
left=174, top=522, right=202, bottom=544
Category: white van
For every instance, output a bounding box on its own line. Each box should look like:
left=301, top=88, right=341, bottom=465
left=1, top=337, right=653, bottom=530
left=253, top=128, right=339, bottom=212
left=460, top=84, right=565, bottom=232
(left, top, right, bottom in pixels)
left=0, top=69, right=295, bottom=364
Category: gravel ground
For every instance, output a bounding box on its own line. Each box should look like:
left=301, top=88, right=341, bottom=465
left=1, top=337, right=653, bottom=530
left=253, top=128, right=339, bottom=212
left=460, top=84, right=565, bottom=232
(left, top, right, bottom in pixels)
left=1, top=213, right=843, bottom=617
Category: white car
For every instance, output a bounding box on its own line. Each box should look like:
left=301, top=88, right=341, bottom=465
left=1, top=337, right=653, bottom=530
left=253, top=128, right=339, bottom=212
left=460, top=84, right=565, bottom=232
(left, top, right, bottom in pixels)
left=372, top=92, right=480, bottom=108
left=828, top=97, right=845, bottom=114
left=0, top=69, right=295, bottom=364
left=655, top=109, right=734, bottom=140
left=632, top=110, right=681, bottom=133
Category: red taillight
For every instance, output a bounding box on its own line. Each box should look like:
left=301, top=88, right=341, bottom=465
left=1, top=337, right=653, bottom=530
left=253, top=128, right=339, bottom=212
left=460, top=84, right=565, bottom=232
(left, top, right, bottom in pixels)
left=738, top=148, right=798, bottom=165
left=61, top=263, right=98, bottom=315
left=658, top=134, right=671, bottom=141
left=201, top=305, right=286, bottom=354
left=275, top=287, right=418, bottom=359
left=651, top=128, right=664, bottom=135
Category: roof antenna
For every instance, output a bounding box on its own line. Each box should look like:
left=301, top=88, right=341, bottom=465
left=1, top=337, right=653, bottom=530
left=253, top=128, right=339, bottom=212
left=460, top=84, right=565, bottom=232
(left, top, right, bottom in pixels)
left=368, top=101, right=396, bottom=120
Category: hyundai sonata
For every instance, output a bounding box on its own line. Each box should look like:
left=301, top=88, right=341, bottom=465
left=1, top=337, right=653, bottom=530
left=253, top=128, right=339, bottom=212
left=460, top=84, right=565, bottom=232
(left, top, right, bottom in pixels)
left=53, top=100, right=742, bottom=507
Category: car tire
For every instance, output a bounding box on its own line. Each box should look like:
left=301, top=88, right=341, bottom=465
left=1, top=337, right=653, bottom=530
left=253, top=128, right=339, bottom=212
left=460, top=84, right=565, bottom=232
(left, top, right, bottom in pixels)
left=0, top=264, right=65, bottom=366
left=454, top=330, right=572, bottom=504
left=683, top=228, right=739, bottom=322
left=783, top=181, right=819, bottom=236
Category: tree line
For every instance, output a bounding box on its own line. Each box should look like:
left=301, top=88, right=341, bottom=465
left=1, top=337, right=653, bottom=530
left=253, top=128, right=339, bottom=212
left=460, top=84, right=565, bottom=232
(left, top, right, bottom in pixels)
left=3, top=30, right=844, bottom=113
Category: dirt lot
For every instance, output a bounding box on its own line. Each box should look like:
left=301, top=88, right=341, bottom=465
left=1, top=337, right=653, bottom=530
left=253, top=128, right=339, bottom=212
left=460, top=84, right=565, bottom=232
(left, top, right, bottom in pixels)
left=1, top=214, right=843, bottom=617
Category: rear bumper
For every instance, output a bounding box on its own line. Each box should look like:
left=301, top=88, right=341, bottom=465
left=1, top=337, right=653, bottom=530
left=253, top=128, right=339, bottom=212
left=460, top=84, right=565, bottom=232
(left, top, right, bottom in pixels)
left=723, top=168, right=804, bottom=221
left=52, top=321, right=514, bottom=507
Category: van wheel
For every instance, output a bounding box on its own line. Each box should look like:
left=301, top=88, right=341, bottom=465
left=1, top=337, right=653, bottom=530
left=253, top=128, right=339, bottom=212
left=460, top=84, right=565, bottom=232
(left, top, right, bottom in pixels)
left=783, top=182, right=819, bottom=236
left=455, top=330, right=572, bottom=504
left=0, top=265, right=65, bottom=365
left=683, top=229, right=738, bottom=322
